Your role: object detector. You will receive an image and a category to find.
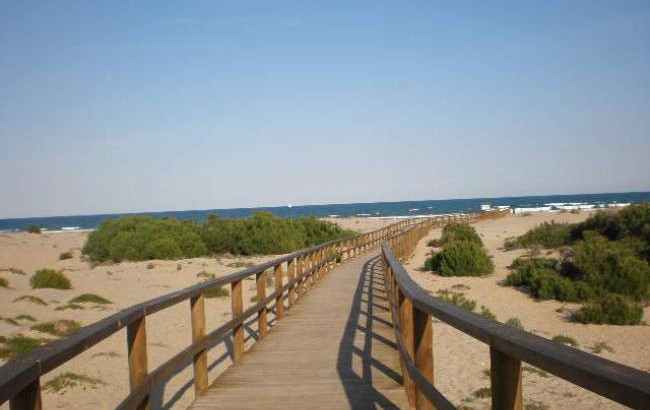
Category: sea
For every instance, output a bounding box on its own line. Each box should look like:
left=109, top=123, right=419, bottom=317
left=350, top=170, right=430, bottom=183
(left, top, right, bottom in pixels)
left=1, top=191, right=649, bottom=233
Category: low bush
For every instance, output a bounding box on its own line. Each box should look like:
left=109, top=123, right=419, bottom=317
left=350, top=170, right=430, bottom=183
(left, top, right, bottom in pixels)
left=572, top=203, right=650, bottom=242
left=83, top=216, right=207, bottom=262
left=505, top=257, right=594, bottom=302
left=552, top=334, right=578, bottom=347
left=204, top=286, right=229, bottom=298
left=571, top=233, right=650, bottom=301
left=83, top=212, right=355, bottom=262
left=31, top=319, right=81, bottom=337
left=574, top=294, right=643, bottom=325
left=13, top=295, right=48, bottom=306
left=440, top=222, right=483, bottom=246
left=69, top=294, right=112, bottom=305
left=0, top=335, right=45, bottom=359
left=58, top=251, right=73, bottom=260
left=427, top=242, right=494, bottom=276
left=0, top=277, right=8, bottom=288
left=30, top=269, right=71, bottom=290
left=505, top=317, right=523, bottom=329
left=480, top=306, right=496, bottom=320
left=27, top=225, right=41, bottom=234
left=472, top=387, right=491, bottom=398
left=42, top=372, right=105, bottom=393
left=504, top=221, right=572, bottom=250
left=436, top=289, right=476, bottom=311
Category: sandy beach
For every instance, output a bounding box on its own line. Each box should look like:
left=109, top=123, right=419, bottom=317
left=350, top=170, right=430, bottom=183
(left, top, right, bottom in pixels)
left=1, top=214, right=648, bottom=409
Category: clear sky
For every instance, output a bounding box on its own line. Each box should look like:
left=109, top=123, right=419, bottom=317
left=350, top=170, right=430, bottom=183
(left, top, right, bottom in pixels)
left=1, top=1, right=649, bottom=218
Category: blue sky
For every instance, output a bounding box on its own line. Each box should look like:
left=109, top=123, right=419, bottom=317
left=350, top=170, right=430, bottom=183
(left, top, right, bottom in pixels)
left=1, top=1, right=649, bottom=218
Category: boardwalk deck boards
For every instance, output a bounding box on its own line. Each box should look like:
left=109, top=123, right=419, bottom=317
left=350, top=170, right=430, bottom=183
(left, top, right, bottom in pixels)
left=189, top=253, right=412, bottom=410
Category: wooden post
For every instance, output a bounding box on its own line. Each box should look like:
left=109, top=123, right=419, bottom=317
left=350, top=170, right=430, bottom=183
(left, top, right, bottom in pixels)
left=10, top=379, right=42, bottom=410
left=297, top=256, right=305, bottom=299
left=490, top=347, right=523, bottom=410
left=231, top=279, right=244, bottom=362
left=256, top=270, right=268, bottom=339
left=274, top=263, right=285, bottom=318
left=398, top=289, right=416, bottom=406
left=414, top=307, right=434, bottom=410
left=287, top=258, right=296, bottom=307
left=190, top=295, right=208, bottom=396
left=127, top=317, right=150, bottom=410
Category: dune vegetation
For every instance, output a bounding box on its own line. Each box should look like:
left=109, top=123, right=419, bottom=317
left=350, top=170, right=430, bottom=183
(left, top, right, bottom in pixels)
left=82, top=212, right=356, bottom=262
left=425, top=223, right=494, bottom=276
left=504, top=204, right=650, bottom=325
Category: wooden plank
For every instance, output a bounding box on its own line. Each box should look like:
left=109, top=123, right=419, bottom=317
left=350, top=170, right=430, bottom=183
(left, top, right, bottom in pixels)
left=490, top=347, right=523, bottom=410
left=231, top=280, right=244, bottom=362
left=189, top=253, right=411, bottom=410
left=127, top=317, right=149, bottom=410
left=256, top=271, right=268, bottom=339
left=287, top=258, right=296, bottom=307
left=274, top=264, right=285, bottom=319
left=190, top=295, right=208, bottom=396
left=414, top=307, right=434, bottom=410
left=9, top=379, right=41, bottom=410
left=398, top=288, right=416, bottom=406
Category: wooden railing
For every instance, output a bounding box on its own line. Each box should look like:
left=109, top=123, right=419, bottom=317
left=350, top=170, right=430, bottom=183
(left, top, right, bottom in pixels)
left=381, top=221, right=650, bottom=410
left=0, top=218, right=423, bottom=410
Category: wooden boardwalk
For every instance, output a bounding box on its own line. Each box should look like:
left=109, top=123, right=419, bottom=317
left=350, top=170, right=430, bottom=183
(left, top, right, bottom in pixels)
left=189, top=252, right=412, bottom=410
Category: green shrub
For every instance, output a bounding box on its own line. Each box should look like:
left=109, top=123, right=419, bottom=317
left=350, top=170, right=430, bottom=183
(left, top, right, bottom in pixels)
left=27, top=225, right=41, bottom=234
left=575, top=294, right=643, bottom=325
left=30, top=269, right=71, bottom=290
left=505, top=221, right=572, bottom=250
left=572, top=233, right=650, bottom=301
left=31, top=319, right=81, bottom=337
left=552, top=334, right=578, bottom=347
left=43, top=372, right=105, bottom=393
left=505, top=317, right=523, bottom=329
left=473, top=387, right=491, bottom=398
left=69, top=294, right=112, bottom=305
left=83, top=216, right=207, bottom=262
left=204, top=285, right=229, bottom=298
left=0, top=277, right=8, bottom=288
left=201, top=213, right=354, bottom=255
left=0, top=336, right=45, bottom=359
left=572, top=204, right=650, bottom=242
left=505, top=257, right=594, bottom=302
left=426, top=238, right=443, bottom=247
left=436, top=289, right=476, bottom=311
left=480, top=306, right=496, bottom=320
left=83, top=213, right=354, bottom=262
left=432, top=242, right=494, bottom=276
left=440, top=222, right=483, bottom=246
left=58, top=252, right=73, bottom=260
left=13, top=295, right=48, bottom=306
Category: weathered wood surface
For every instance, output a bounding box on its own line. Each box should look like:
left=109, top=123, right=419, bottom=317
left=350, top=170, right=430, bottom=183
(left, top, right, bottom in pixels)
left=189, top=253, right=411, bottom=410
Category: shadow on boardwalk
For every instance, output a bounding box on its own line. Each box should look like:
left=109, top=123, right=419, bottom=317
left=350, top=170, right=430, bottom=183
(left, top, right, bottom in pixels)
left=337, top=256, right=406, bottom=410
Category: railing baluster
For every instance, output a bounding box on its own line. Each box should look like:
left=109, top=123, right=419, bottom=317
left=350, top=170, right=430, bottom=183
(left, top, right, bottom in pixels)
left=231, top=279, right=244, bottom=362
left=10, top=379, right=42, bottom=410
left=490, top=347, right=523, bottom=410
left=398, top=288, right=416, bottom=406
left=190, top=295, right=208, bottom=396
left=414, top=307, right=434, bottom=410
left=256, top=270, right=268, bottom=339
left=287, top=258, right=296, bottom=308
left=127, top=316, right=150, bottom=410
left=274, top=263, right=285, bottom=318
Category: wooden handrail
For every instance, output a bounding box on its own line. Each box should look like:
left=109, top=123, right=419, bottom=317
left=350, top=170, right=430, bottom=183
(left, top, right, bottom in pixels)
left=0, top=216, right=430, bottom=410
left=381, top=220, right=650, bottom=410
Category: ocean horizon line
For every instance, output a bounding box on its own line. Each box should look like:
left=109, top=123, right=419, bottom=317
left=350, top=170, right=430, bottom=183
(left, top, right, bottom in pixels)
left=2, top=189, right=649, bottom=222
left=1, top=190, right=650, bottom=233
